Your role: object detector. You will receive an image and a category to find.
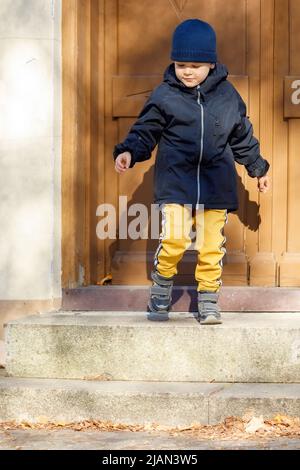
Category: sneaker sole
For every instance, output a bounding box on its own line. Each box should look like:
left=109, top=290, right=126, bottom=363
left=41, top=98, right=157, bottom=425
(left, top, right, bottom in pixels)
left=199, top=315, right=222, bottom=325
left=147, top=303, right=170, bottom=322
left=147, top=312, right=169, bottom=322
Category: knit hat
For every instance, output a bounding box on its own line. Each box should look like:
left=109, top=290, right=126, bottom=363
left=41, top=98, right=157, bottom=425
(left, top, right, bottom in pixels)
left=170, top=18, right=217, bottom=63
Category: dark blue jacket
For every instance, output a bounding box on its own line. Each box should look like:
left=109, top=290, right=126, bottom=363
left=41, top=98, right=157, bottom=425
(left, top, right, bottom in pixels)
left=113, top=62, right=270, bottom=212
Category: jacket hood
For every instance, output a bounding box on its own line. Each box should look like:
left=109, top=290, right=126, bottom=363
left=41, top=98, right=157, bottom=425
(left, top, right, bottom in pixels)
left=163, top=62, right=228, bottom=98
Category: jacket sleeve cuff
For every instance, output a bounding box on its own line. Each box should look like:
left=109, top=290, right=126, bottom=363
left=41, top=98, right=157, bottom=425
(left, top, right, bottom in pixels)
left=113, top=144, right=130, bottom=160
left=246, top=157, right=270, bottom=178
left=113, top=144, right=136, bottom=168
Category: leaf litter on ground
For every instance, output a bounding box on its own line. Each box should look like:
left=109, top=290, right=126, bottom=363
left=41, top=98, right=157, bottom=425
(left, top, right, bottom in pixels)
left=0, top=414, right=300, bottom=441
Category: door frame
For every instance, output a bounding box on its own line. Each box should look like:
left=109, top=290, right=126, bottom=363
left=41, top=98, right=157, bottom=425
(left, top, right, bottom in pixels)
left=61, top=0, right=297, bottom=288
left=62, top=0, right=106, bottom=287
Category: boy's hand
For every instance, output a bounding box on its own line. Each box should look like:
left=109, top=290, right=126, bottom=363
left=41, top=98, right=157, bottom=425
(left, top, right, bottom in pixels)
left=257, top=175, right=270, bottom=193
left=115, top=152, right=132, bottom=173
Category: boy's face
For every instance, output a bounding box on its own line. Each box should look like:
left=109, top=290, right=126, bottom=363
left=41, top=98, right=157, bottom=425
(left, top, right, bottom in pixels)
left=174, top=61, right=215, bottom=88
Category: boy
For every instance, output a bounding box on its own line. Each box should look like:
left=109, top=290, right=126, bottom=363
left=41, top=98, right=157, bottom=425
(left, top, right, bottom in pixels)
left=113, top=19, right=270, bottom=324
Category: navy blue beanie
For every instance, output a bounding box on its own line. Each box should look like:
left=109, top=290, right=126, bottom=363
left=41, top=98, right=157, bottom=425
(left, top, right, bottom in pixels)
left=171, top=18, right=217, bottom=63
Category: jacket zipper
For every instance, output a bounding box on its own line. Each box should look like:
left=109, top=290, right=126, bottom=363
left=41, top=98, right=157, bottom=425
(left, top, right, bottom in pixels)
left=196, top=85, right=204, bottom=209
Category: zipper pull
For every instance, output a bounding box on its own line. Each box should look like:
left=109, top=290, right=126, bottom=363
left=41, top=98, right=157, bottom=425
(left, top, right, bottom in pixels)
left=197, top=85, right=201, bottom=105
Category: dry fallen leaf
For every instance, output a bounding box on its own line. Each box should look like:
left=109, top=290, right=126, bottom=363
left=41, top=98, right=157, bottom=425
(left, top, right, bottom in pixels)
left=83, top=373, right=112, bottom=381
left=245, top=416, right=266, bottom=434
left=272, top=415, right=295, bottom=426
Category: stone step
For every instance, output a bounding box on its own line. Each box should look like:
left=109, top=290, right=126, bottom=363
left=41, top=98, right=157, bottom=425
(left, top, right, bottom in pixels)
left=0, top=376, right=300, bottom=425
left=5, top=311, right=300, bottom=382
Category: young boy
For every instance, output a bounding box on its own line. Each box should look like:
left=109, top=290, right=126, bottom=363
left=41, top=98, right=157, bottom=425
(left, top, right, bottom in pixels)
left=113, top=19, right=270, bottom=324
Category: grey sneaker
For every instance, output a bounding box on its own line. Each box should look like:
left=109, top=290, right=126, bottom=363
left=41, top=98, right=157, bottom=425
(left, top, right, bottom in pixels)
left=197, top=291, right=222, bottom=325
left=147, top=270, right=174, bottom=321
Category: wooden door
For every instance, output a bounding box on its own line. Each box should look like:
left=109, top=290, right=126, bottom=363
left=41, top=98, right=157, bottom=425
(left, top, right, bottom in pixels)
left=62, top=0, right=300, bottom=288
left=105, top=0, right=257, bottom=285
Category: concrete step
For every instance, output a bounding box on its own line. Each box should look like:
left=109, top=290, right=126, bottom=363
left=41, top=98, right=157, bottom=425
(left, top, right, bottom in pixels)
left=1, top=376, right=300, bottom=425
left=5, top=311, right=300, bottom=382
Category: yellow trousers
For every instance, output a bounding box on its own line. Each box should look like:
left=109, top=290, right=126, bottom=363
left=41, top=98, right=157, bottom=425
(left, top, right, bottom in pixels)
left=153, top=204, right=228, bottom=292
